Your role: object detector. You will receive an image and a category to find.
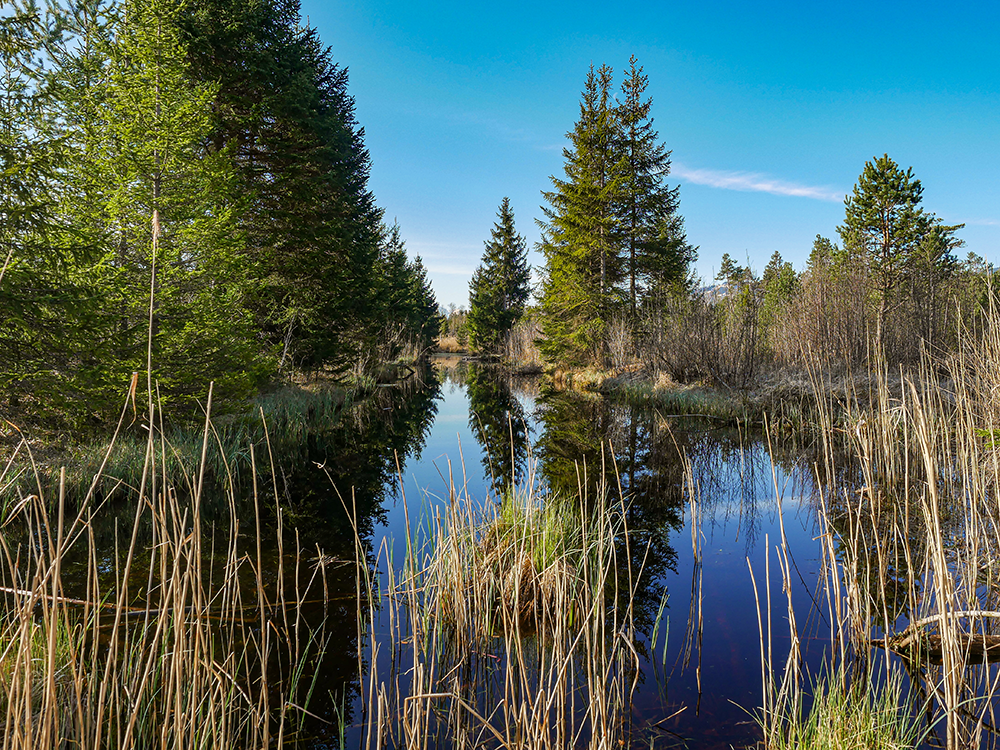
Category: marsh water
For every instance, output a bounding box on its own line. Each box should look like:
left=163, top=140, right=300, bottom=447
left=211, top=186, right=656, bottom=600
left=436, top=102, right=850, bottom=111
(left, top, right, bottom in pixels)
left=280, top=357, right=830, bottom=749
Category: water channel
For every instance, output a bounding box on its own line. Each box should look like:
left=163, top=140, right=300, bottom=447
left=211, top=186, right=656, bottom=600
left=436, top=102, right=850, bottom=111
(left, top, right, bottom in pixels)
left=294, top=357, right=829, bottom=749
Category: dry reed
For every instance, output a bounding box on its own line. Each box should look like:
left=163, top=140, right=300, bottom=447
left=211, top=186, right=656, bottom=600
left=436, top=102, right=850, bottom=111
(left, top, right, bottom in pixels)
left=347, top=451, right=647, bottom=749
left=751, top=301, right=1000, bottom=750
left=0, top=388, right=327, bottom=748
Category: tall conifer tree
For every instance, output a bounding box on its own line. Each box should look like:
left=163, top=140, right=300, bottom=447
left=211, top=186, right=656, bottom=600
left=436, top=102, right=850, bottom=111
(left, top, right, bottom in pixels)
left=183, top=0, right=384, bottom=372
left=617, top=56, right=695, bottom=318
left=467, top=197, right=531, bottom=354
left=65, top=0, right=267, bottom=408
left=537, top=64, right=625, bottom=366
left=0, top=3, right=101, bottom=417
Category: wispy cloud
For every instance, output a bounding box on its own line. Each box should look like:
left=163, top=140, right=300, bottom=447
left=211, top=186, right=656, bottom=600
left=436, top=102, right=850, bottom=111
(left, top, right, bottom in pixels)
left=673, top=163, right=843, bottom=202
left=964, top=218, right=1000, bottom=227
left=421, top=262, right=476, bottom=276
left=405, top=242, right=478, bottom=277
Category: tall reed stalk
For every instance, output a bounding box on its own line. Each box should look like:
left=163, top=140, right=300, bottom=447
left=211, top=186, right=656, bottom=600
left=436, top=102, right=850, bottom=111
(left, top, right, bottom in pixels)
left=753, top=302, right=1000, bottom=749
left=0, top=392, right=326, bottom=748
left=347, top=452, right=646, bottom=748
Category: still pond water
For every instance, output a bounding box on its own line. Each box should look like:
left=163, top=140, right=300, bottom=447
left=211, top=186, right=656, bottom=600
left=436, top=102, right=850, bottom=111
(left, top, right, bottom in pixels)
left=299, top=358, right=828, bottom=748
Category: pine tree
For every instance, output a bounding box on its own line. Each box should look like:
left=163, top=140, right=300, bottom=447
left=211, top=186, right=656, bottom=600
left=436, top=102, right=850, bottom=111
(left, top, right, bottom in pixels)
left=838, top=154, right=926, bottom=352
left=760, top=251, right=798, bottom=335
left=905, top=218, right=963, bottom=347
left=537, top=64, right=625, bottom=366
left=467, top=197, right=531, bottom=354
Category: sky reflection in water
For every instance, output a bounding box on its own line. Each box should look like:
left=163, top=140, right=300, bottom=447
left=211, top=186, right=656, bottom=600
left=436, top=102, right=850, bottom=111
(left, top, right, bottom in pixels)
left=368, top=362, right=825, bottom=749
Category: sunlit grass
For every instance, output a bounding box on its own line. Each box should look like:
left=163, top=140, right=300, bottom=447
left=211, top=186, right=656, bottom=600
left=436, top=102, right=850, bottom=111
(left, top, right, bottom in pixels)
left=0, top=397, right=328, bottom=748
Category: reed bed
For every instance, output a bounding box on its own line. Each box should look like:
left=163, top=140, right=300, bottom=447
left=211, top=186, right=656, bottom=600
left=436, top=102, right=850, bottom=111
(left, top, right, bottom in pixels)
left=752, top=307, right=1000, bottom=750
left=347, top=454, right=647, bottom=749
left=0, top=379, right=373, bottom=510
left=0, top=391, right=327, bottom=749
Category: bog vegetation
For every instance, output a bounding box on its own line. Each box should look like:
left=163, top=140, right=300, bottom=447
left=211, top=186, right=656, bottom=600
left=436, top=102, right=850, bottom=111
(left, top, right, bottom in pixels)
left=6, top=3, right=1000, bottom=750
left=459, top=61, right=984, bottom=391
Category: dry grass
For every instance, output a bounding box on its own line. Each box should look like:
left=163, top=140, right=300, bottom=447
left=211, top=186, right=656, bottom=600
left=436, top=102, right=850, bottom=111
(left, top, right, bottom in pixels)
left=347, top=453, right=648, bottom=749
left=435, top=335, right=467, bottom=354
left=750, top=302, right=1000, bottom=750
left=0, top=389, right=327, bottom=748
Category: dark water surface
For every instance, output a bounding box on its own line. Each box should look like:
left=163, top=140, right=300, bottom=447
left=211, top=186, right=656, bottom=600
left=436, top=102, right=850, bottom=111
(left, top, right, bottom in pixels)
left=300, top=359, right=829, bottom=749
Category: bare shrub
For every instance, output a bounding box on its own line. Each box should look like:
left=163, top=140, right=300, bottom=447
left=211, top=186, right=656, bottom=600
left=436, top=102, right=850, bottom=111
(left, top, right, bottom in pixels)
left=640, top=290, right=762, bottom=389
left=605, top=314, right=633, bottom=371
left=503, top=314, right=543, bottom=372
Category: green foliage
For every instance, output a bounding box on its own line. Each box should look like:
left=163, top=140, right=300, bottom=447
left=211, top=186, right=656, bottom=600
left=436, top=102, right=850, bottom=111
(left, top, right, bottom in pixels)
left=838, top=153, right=963, bottom=353
left=538, top=64, right=624, bottom=366
left=0, top=2, right=110, bottom=420
left=183, top=0, right=386, bottom=372
left=0, top=0, right=438, bottom=429
left=467, top=197, right=531, bottom=354
left=537, top=60, right=694, bottom=367
left=365, top=223, right=443, bottom=361
left=617, top=56, right=696, bottom=313
left=760, top=251, right=799, bottom=333
left=465, top=366, right=529, bottom=495
left=90, top=0, right=268, bottom=408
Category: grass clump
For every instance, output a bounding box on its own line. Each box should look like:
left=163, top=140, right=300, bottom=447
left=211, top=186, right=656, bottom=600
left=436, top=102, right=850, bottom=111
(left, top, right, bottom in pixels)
left=445, top=491, right=588, bottom=631
left=351, top=464, right=645, bottom=749
left=762, top=668, right=924, bottom=750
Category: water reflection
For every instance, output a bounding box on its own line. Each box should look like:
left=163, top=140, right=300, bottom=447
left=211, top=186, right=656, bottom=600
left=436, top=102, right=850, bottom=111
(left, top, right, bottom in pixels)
left=29, top=357, right=832, bottom=748
left=464, top=365, right=531, bottom=496
left=280, top=364, right=442, bottom=551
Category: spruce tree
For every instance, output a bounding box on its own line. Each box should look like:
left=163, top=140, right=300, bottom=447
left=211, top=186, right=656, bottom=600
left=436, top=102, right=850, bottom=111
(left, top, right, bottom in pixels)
left=61, top=0, right=269, bottom=410
left=183, top=0, right=384, bottom=373
left=617, top=56, right=695, bottom=316
left=0, top=3, right=98, bottom=418
left=467, top=197, right=531, bottom=354
left=373, top=222, right=442, bottom=359
left=537, top=64, right=625, bottom=366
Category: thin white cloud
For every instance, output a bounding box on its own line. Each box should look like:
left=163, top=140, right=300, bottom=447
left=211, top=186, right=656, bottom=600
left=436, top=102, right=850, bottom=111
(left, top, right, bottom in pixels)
left=422, top=263, right=476, bottom=276
left=673, top=163, right=843, bottom=202
left=964, top=218, right=1000, bottom=227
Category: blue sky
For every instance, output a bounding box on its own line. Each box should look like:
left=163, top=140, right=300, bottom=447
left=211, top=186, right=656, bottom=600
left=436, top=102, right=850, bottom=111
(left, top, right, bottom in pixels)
left=301, top=0, right=1000, bottom=308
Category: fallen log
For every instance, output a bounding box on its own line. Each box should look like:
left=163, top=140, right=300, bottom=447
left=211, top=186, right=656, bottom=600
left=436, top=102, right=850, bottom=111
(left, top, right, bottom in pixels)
left=873, top=631, right=1000, bottom=665
left=872, top=611, right=1000, bottom=665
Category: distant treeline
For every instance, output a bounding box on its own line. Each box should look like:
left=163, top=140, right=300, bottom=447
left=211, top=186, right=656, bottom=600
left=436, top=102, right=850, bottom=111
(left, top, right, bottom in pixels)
left=644, top=154, right=982, bottom=388
left=460, top=62, right=987, bottom=382
left=1, top=0, right=441, bottom=428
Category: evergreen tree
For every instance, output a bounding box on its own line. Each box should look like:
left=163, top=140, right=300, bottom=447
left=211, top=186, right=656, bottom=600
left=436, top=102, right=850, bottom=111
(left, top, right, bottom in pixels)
left=760, top=251, right=798, bottom=335
left=404, top=255, right=443, bottom=353
left=716, top=252, right=751, bottom=288
left=0, top=2, right=102, bottom=418
left=183, top=0, right=384, bottom=373
left=905, top=218, right=963, bottom=346
left=838, top=154, right=927, bottom=351
left=372, top=223, right=442, bottom=358
left=617, top=55, right=695, bottom=315
left=838, top=154, right=966, bottom=356
left=467, top=197, right=531, bottom=354
left=73, top=0, right=267, bottom=409
left=537, top=64, right=625, bottom=366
